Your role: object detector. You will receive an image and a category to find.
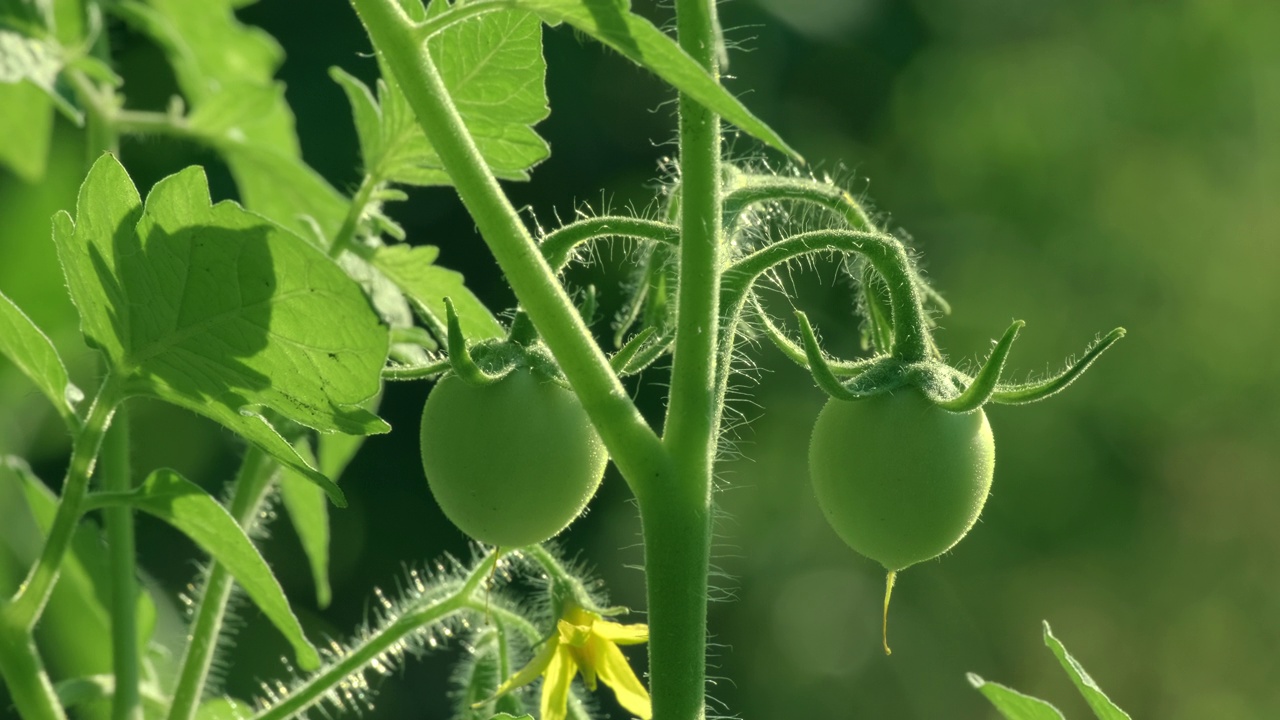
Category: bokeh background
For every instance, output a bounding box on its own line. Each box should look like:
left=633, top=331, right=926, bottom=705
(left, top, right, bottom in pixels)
left=2, top=0, right=1277, bottom=718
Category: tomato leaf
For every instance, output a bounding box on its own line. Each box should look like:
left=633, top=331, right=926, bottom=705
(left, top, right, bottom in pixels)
left=369, top=244, right=505, bottom=340
left=114, top=0, right=349, bottom=241
left=100, top=468, right=320, bottom=670
left=279, top=437, right=333, bottom=608
left=336, top=1, right=550, bottom=186
left=967, top=673, right=1066, bottom=720
left=52, top=155, right=389, bottom=505
left=0, top=289, right=82, bottom=427
left=486, top=0, right=798, bottom=160
left=1043, top=622, right=1132, bottom=720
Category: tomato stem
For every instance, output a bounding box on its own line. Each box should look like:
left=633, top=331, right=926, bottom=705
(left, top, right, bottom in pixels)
left=722, top=230, right=934, bottom=363
left=166, top=446, right=277, bottom=720
left=349, top=0, right=667, bottom=491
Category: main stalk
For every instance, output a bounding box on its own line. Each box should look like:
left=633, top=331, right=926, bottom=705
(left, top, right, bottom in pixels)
left=645, top=0, right=723, bottom=717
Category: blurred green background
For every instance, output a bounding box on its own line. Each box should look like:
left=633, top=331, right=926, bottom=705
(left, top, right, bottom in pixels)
left=2, top=0, right=1277, bottom=718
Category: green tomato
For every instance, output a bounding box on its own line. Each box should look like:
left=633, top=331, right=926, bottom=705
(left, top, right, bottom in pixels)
left=808, top=388, right=995, bottom=571
left=419, top=369, right=607, bottom=547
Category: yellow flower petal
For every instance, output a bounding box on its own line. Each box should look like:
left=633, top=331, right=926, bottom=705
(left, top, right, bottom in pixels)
left=490, top=633, right=559, bottom=700
left=592, top=636, right=652, bottom=719
left=568, top=642, right=599, bottom=691
left=594, top=619, right=649, bottom=646
left=539, top=645, right=578, bottom=720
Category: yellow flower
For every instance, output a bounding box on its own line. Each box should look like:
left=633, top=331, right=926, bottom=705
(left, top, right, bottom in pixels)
left=489, top=603, right=652, bottom=720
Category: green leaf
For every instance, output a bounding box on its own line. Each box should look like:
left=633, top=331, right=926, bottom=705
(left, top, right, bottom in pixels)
left=52, top=155, right=390, bottom=505
left=319, top=413, right=371, bottom=481
left=369, top=244, right=505, bottom=340
left=278, top=437, right=332, bottom=608
left=0, top=81, right=52, bottom=180
left=330, top=66, right=388, bottom=178
left=0, top=289, right=82, bottom=427
left=278, top=395, right=375, bottom=609
left=967, top=673, right=1066, bottom=720
left=337, top=250, right=416, bottom=329
left=419, top=0, right=548, bottom=180
left=336, top=2, right=550, bottom=186
left=486, top=715, right=534, bottom=720
left=1043, top=621, right=1132, bottom=720
left=183, top=81, right=350, bottom=244
left=116, top=0, right=349, bottom=241
left=106, top=468, right=320, bottom=670
left=447, top=0, right=798, bottom=159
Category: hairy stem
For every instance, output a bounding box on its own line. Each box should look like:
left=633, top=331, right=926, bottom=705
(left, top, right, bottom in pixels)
left=722, top=175, right=874, bottom=233
left=251, top=553, right=499, bottom=720
left=539, top=216, right=679, bottom=273
left=0, top=620, right=64, bottom=720
left=639, top=1, right=724, bottom=718
left=6, top=376, right=122, bottom=629
left=102, top=403, right=141, bottom=720
left=722, top=230, right=932, bottom=363
left=349, top=0, right=667, bottom=492
left=165, top=447, right=276, bottom=720
left=330, top=174, right=379, bottom=258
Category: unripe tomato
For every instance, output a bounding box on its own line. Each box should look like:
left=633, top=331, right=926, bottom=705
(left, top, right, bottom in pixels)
left=420, top=369, right=608, bottom=547
left=809, top=389, right=995, bottom=571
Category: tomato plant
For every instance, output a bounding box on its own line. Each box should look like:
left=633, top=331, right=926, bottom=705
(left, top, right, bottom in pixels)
left=0, top=0, right=1132, bottom=718
left=420, top=368, right=607, bottom=548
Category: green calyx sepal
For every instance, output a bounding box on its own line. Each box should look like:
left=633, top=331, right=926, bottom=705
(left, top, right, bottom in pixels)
left=444, top=298, right=566, bottom=389
left=794, top=306, right=1124, bottom=414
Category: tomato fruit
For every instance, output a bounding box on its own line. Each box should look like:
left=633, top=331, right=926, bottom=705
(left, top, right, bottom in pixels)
left=809, top=388, right=995, bottom=571
left=419, top=369, right=608, bottom=547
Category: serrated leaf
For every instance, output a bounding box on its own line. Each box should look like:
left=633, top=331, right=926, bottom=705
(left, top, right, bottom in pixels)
left=465, top=0, right=797, bottom=159
left=340, top=2, right=550, bottom=186
left=52, top=155, right=389, bottom=505
left=368, top=244, right=504, bottom=340
left=967, top=672, right=1066, bottom=720
left=0, top=289, right=82, bottom=426
left=107, top=468, right=320, bottom=669
left=118, top=0, right=349, bottom=241
left=279, top=437, right=332, bottom=608
left=330, top=66, right=383, bottom=172
left=420, top=1, right=548, bottom=180
left=486, top=715, right=533, bottom=720
left=1043, top=622, right=1132, bottom=720
left=0, top=81, right=52, bottom=180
